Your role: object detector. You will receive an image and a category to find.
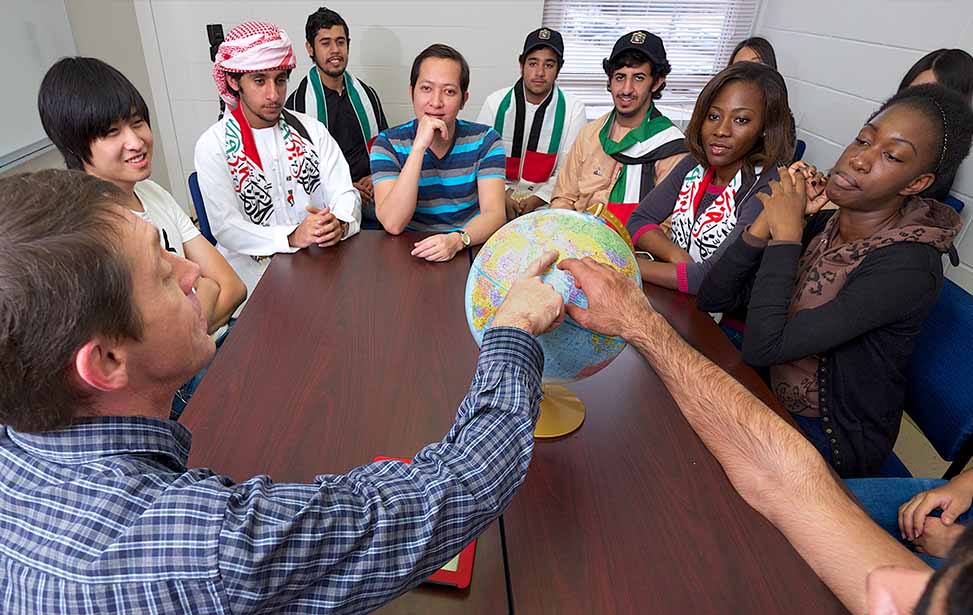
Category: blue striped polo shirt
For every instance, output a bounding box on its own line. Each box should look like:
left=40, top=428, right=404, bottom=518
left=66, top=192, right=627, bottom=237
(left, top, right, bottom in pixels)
left=370, top=119, right=506, bottom=232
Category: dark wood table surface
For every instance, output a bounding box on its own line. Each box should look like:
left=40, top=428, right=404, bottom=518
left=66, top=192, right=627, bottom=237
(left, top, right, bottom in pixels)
left=182, top=231, right=508, bottom=614
left=184, top=230, right=847, bottom=614
left=500, top=283, right=848, bottom=614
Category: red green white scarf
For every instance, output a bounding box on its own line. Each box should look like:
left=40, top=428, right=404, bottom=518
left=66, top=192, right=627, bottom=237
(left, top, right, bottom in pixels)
left=600, top=106, right=685, bottom=224
left=224, top=104, right=321, bottom=226
left=669, top=164, right=755, bottom=262
left=492, top=79, right=566, bottom=185
left=305, top=67, right=380, bottom=146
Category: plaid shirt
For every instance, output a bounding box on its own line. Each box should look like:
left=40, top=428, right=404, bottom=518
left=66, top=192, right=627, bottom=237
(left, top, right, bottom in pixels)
left=0, top=327, right=542, bottom=614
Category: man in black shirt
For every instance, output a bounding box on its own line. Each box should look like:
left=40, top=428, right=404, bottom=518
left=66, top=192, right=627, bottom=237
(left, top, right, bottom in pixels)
left=286, top=7, right=388, bottom=225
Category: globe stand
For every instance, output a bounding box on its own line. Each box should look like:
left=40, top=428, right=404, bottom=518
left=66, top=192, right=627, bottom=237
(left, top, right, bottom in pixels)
left=535, top=384, right=586, bottom=439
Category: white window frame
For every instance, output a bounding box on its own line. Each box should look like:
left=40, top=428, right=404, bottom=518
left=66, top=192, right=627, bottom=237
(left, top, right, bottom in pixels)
left=543, top=0, right=762, bottom=124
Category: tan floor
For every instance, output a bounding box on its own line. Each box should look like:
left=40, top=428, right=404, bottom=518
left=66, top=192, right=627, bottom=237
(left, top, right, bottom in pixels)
left=894, top=415, right=971, bottom=478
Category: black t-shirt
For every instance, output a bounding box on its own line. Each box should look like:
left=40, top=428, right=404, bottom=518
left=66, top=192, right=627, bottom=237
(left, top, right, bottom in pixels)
left=322, top=85, right=371, bottom=182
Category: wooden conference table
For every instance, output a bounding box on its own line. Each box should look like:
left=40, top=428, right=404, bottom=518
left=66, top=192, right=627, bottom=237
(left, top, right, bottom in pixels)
left=183, top=230, right=847, bottom=614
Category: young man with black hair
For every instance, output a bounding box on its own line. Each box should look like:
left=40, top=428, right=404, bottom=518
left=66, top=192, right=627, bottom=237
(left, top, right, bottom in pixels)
left=285, top=7, right=388, bottom=220
left=476, top=27, right=586, bottom=219
left=370, top=44, right=506, bottom=262
left=551, top=30, right=687, bottom=225
left=38, top=56, right=246, bottom=334
left=194, top=21, right=360, bottom=300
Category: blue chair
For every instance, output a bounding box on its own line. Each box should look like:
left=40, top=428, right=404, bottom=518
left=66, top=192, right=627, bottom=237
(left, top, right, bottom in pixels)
left=188, top=172, right=217, bottom=245
left=791, top=139, right=806, bottom=164
left=900, top=278, right=973, bottom=479
left=943, top=195, right=965, bottom=214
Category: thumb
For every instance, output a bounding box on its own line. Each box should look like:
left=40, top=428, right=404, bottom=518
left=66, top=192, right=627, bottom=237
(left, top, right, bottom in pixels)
left=564, top=302, right=587, bottom=325
left=942, top=500, right=964, bottom=524
left=305, top=206, right=322, bottom=215
left=523, top=250, right=559, bottom=278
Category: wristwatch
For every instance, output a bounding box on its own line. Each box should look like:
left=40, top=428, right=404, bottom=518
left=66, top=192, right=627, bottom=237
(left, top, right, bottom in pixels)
left=455, top=230, right=471, bottom=249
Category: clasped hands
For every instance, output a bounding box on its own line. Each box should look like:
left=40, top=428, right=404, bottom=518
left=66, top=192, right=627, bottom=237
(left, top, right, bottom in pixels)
left=289, top=206, right=348, bottom=248
left=751, top=161, right=832, bottom=242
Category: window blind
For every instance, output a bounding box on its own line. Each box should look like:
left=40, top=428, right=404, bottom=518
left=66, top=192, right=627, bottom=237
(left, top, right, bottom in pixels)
left=542, top=0, right=761, bottom=109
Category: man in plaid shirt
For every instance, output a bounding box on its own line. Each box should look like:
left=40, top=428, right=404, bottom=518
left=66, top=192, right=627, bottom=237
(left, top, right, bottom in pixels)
left=0, top=170, right=565, bottom=613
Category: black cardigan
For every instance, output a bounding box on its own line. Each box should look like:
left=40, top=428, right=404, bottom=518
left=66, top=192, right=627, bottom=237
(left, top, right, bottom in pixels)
left=697, top=211, right=945, bottom=477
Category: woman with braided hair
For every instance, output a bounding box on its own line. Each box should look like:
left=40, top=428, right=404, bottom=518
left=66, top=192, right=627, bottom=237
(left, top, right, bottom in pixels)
left=697, top=84, right=973, bottom=478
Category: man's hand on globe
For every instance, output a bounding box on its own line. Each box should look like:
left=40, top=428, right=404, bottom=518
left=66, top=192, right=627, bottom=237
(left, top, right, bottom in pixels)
left=558, top=257, right=654, bottom=339
left=493, top=250, right=565, bottom=336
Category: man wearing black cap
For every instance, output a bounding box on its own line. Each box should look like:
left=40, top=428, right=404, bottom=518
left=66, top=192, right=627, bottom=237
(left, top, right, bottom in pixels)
left=477, top=27, right=586, bottom=219
left=551, top=30, right=687, bottom=226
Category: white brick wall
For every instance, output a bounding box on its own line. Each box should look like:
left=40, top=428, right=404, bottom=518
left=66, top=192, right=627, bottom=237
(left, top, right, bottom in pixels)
left=756, top=0, right=973, bottom=290
left=135, top=0, right=545, bottom=207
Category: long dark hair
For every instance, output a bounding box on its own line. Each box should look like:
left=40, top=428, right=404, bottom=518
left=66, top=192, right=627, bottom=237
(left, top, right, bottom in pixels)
left=686, top=62, right=793, bottom=172
left=728, top=37, right=778, bottom=70
left=898, top=49, right=973, bottom=105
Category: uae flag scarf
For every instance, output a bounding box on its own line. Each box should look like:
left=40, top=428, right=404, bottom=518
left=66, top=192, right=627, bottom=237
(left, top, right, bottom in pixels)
left=492, top=79, right=566, bottom=185
left=223, top=104, right=321, bottom=227
left=292, top=66, right=381, bottom=148
left=600, top=105, right=686, bottom=224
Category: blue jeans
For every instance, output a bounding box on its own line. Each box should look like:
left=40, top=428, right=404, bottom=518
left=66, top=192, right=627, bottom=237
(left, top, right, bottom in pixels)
left=792, top=414, right=832, bottom=464
left=170, top=318, right=236, bottom=420
left=719, top=322, right=744, bottom=351
left=845, top=478, right=971, bottom=568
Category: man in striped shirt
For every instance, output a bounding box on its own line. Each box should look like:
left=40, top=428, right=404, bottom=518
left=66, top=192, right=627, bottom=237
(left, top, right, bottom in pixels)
left=0, top=169, right=564, bottom=613
left=370, top=44, right=507, bottom=262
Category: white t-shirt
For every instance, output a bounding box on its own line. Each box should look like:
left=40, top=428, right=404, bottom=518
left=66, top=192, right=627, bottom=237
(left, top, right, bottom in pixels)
left=132, top=180, right=201, bottom=256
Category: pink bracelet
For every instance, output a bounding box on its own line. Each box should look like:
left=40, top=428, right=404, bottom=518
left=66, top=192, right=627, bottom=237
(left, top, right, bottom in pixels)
left=676, top=262, right=690, bottom=294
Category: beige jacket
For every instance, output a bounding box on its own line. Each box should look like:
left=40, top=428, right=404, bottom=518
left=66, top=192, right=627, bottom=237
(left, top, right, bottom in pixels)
left=550, top=112, right=686, bottom=211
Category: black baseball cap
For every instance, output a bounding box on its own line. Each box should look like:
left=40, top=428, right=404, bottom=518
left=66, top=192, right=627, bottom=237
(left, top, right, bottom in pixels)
left=520, top=27, right=564, bottom=62
left=603, top=30, right=668, bottom=74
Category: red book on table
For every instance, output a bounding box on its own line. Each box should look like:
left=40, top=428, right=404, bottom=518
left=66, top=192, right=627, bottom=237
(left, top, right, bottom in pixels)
left=372, top=456, right=477, bottom=589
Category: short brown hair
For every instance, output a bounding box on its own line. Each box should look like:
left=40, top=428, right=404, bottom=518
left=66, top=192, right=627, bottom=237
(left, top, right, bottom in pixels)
left=685, top=62, right=794, bottom=172
left=0, top=170, right=143, bottom=432
left=410, top=44, right=470, bottom=95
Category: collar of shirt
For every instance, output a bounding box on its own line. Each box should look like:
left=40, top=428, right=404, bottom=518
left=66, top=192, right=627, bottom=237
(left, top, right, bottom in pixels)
left=6, top=416, right=192, bottom=468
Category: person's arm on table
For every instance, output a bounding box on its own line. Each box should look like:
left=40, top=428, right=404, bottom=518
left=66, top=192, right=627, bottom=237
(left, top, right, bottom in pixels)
left=642, top=183, right=767, bottom=294
left=372, top=116, right=445, bottom=235
left=217, top=252, right=564, bottom=614
left=558, top=256, right=930, bottom=615
left=182, top=235, right=247, bottom=332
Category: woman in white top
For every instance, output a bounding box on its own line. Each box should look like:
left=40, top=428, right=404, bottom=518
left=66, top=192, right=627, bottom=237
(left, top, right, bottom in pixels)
left=39, top=57, right=246, bottom=333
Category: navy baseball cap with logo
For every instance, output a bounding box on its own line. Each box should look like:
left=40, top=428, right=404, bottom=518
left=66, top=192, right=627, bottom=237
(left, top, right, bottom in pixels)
left=603, top=30, right=668, bottom=74
left=520, top=27, right=565, bottom=63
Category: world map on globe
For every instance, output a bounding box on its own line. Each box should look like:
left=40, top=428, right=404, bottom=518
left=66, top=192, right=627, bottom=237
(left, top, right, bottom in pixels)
left=465, top=209, right=642, bottom=383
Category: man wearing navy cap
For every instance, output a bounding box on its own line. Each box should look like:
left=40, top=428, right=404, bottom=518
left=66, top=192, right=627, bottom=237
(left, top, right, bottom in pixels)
left=551, top=30, right=687, bottom=225
left=477, top=27, right=587, bottom=219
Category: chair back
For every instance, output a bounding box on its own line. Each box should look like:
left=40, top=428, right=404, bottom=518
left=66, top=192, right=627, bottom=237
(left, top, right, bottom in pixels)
left=188, top=172, right=217, bottom=245
left=905, top=278, right=973, bottom=478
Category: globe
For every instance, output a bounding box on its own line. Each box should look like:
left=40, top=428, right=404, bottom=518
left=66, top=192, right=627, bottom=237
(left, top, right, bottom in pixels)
left=465, top=208, right=641, bottom=383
